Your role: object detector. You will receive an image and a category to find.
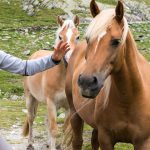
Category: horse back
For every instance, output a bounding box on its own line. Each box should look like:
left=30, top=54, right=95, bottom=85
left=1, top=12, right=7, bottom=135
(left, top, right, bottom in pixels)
left=24, top=50, right=66, bottom=104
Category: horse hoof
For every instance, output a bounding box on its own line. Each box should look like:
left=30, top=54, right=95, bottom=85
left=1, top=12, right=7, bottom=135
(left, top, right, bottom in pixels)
left=27, top=144, right=34, bottom=150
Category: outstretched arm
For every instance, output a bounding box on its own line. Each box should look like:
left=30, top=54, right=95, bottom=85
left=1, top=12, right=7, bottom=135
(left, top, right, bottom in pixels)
left=0, top=42, right=70, bottom=76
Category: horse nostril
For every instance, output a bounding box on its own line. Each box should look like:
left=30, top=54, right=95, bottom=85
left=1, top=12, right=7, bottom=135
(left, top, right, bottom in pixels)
left=93, top=76, right=98, bottom=84
left=78, top=74, right=82, bottom=85
left=78, top=74, right=98, bottom=88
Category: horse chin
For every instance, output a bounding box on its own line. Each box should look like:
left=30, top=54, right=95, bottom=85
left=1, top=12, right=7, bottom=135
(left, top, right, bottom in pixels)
left=80, top=87, right=101, bottom=99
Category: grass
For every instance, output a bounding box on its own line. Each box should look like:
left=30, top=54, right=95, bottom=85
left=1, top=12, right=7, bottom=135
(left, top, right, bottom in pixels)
left=136, top=0, right=150, bottom=5
left=96, top=0, right=116, bottom=5
left=0, top=0, right=65, bottom=30
left=130, top=23, right=150, bottom=60
left=0, top=100, right=25, bottom=128
left=0, top=99, right=65, bottom=129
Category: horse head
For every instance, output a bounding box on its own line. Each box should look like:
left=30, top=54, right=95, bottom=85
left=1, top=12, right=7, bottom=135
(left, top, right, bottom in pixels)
left=55, top=15, right=80, bottom=63
left=78, top=0, right=129, bottom=98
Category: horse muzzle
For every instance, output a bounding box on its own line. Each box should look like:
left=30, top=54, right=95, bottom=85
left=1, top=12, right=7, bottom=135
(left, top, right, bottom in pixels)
left=78, top=74, right=103, bottom=99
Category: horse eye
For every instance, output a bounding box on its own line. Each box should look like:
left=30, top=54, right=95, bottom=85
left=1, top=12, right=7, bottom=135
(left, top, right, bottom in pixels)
left=59, top=36, right=62, bottom=40
left=111, top=39, right=121, bottom=47
left=86, top=37, right=89, bottom=43
left=76, top=36, right=80, bottom=40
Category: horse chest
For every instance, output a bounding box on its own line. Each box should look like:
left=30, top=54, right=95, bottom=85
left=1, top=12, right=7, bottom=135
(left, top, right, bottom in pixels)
left=98, top=106, right=150, bottom=142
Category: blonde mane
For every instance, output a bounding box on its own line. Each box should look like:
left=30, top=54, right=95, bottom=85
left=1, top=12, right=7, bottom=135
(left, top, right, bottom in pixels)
left=86, top=9, right=129, bottom=45
left=102, top=76, right=112, bottom=109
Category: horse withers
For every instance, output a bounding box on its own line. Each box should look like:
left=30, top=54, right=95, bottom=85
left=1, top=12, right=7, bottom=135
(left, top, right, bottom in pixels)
left=22, top=16, right=80, bottom=150
left=66, top=0, right=150, bottom=150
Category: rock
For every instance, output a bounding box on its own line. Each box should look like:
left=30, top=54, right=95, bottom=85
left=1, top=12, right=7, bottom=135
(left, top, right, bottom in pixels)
left=22, top=109, right=28, bottom=114
left=22, top=50, right=31, bottom=55
left=80, top=17, right=92, bottom=23
left=124, top=1, right=150, bottom=22
left=22, top=0, right=150, bottom=22
left=10, top=95, right=19, bottom=101
left=58, top=113, right=65, bottom=119
left=2, top=98, right=8, bottom=101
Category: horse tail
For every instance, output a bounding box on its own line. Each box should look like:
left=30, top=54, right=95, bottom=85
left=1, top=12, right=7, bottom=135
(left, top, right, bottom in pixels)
left=61, top=111, right=73, bottom=149
left=22, top=117, right=29, bottom=136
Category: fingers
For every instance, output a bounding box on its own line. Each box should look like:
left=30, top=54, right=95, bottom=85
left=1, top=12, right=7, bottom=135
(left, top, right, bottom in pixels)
left=56, top=40, right=63, bottom=49
left=64, top=48, right=70, bottom=55
left=55, top=41, right=70, bottom=56
left=62, top=44, right=70, bottom=55
left=63, top=46, right=70, bottom=55
left=60, top=42, right=69, bottom=50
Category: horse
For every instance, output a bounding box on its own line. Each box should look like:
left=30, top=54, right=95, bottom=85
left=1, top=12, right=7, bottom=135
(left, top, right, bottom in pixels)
left=22, top=15, right=80, bottom=150
left=65, top=0, right=150, bottom=149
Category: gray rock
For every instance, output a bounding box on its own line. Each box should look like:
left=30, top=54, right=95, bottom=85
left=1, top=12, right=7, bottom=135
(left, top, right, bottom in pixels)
left=10, top=95, right=19, bottom=101
left=22, top=0, right=150, bottom=22
left=22, top=50, right=31, bottom=55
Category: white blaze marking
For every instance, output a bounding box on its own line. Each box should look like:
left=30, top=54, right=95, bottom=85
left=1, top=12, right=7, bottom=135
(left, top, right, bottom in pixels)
left=64, top=49, right=73, bottom=63
left=66, top=28, right=73, bottom=43
left=98, top=30, right=107, bottom=40
left=95, top=30, right=107, bottom=53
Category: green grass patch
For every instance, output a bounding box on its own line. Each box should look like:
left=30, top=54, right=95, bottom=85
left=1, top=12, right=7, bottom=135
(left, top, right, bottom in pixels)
left=137, top=0, right=150, bottom=5
left=0, top=71, right=23, bottom=96
left=115, top=143, right=134, bottom=150
left=0, top=0, right=65, bottom=30
left=130, top=22, right=150, bottom=61
left=96, top=0, right=116, bottom=5
left=0, top=100, right=25, bottom=128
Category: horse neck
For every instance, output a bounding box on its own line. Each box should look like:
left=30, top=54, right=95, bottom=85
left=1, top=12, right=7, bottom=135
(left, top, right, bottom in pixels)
left=112, top=30, right=144, bottom=99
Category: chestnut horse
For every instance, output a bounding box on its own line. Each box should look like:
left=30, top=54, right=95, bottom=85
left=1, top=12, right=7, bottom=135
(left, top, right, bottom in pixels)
left=66, top=0, right=150, bottom=150
left=22, top=16, right=80, bottom=150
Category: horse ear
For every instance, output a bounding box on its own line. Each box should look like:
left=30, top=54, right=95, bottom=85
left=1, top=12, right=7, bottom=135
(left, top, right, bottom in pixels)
left=74, top=15, right=80, bottom=27
left=115, top=0, right=124, bottom=23
left=90, top=0, right=100, bottom=17
left=57, top=16, right=64, bottom=26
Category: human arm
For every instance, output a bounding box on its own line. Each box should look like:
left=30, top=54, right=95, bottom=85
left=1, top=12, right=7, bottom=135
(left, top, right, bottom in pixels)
left=0, top=42, right=70, bottom=76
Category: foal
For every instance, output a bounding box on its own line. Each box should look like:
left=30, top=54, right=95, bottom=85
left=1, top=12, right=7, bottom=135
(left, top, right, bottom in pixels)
left=22, top=16, right=80, bottom=150
left=66, top=0, right=150, bottom=150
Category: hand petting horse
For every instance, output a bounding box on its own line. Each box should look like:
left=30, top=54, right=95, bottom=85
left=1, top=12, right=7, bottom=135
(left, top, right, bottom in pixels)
left=22, top=15, right=80, bottom=150
left=66, top=0, right=150, bottom=150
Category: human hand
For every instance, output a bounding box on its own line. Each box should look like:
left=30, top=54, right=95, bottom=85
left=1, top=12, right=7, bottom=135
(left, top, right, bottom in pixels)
left=52, top=41, right=70, bottom=62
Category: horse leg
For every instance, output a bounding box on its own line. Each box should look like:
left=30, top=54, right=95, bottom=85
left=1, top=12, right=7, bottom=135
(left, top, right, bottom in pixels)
left=143, top=138, right=150, bottom=150
left=91, top=129, right=99, bottom=150
left=47, top=98, right=57, bottom=150
left=26, top=94, right=38, bottom=150
left=63, top=110, right=71, bottom=131
left=134, top=139, right=150, bottom=150
left=98, top=128, right=114, bottom=150
left=71, top=112, right=84, bottom=150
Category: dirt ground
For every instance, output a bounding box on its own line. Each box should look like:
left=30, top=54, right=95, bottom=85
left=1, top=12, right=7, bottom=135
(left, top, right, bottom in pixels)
left=0, top=119, right=70, bottom=150
left=1, top=124, right=52, bottom=150
left=0, top=122, right=92, bottom=150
